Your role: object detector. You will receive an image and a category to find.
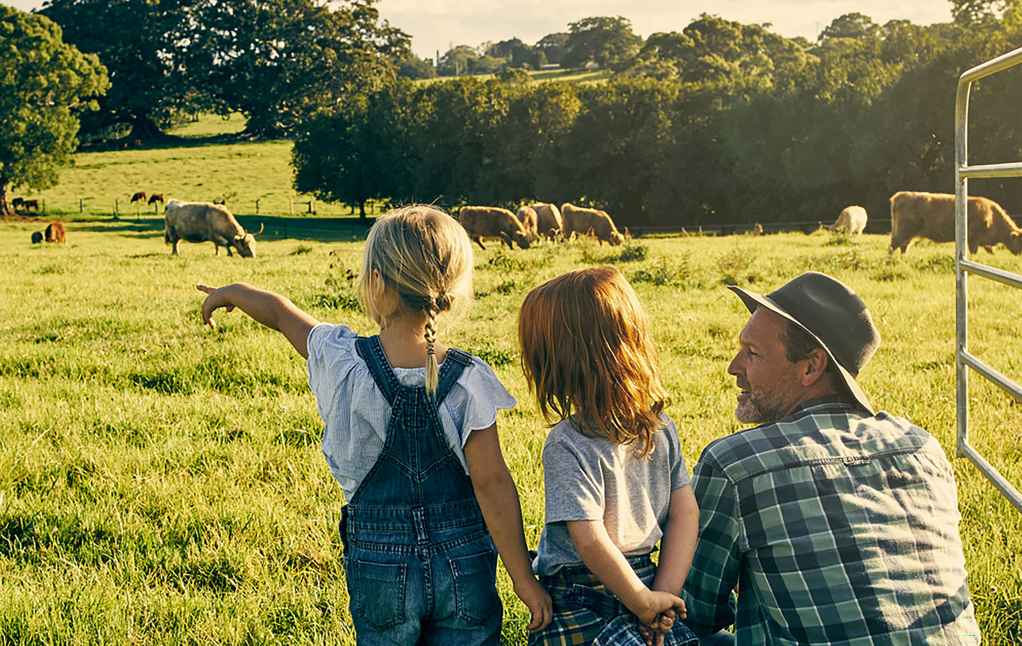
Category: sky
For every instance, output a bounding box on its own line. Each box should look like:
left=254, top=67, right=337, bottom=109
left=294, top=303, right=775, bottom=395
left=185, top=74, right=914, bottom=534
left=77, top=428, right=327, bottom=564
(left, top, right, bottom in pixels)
left=2, top=0, right=953, bottom=59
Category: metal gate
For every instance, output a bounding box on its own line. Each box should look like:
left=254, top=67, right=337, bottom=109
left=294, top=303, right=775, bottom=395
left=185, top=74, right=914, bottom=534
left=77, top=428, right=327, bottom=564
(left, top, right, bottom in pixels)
left=955, top=46, right=1022, bottom=512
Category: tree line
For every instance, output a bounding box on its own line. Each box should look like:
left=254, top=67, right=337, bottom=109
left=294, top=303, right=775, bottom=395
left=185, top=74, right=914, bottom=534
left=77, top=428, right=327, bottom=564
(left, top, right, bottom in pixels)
left=5, top=1, right=1022, bottom=224
left=294, top=7, right=1022, bottom=227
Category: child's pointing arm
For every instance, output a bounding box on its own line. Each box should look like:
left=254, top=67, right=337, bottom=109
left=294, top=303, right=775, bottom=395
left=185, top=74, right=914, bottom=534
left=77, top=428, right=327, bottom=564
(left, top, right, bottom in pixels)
left=197, top=283, right=319, bottom=359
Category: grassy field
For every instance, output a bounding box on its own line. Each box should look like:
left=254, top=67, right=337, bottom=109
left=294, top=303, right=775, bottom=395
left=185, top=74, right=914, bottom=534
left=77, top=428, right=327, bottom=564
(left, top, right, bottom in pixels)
left=1, top=219, right=1020, bottom=644
left=15, top=114, right=386, bottom=220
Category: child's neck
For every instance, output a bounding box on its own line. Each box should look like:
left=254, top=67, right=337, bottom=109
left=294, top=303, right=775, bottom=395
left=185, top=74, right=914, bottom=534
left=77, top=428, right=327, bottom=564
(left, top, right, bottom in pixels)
left=378, top=315, right=447, bottom=369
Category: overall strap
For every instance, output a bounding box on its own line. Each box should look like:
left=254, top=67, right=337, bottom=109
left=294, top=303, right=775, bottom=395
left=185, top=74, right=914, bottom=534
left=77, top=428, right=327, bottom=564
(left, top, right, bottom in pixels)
left=354, top=336, right=401, bottom=405
left=434, top=348, right=472, bottom=403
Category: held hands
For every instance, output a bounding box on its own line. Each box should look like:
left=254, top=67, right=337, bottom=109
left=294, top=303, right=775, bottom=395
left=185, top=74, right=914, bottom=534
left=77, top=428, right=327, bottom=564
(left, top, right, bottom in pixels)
left=514, top=577, right=553, bottom=631
left=637, top=591, right=686, bottom=646
left=197, top=284, right=235, bottom=328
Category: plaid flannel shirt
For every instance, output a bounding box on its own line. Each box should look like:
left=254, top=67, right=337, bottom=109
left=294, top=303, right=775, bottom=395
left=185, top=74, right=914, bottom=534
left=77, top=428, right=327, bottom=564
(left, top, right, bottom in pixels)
left=683, top=399, right=981, bottom=645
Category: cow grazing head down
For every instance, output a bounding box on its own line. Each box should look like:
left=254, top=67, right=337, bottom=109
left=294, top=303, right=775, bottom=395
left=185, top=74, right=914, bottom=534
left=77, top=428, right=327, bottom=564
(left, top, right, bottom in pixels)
left=233, top=223, right=264, bottom=257
left=502, top=230, right=531, bottom=249
left=1010, top=231, right=1022, bottom=255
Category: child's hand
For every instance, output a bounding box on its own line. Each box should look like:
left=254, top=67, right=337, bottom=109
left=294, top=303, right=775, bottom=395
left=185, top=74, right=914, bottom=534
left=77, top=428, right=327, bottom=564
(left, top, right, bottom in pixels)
left=636, top=590, right=685, bottom=626
left=639, top=606, right=683, bottom=646
left=514, top=577, right=552, bottom=631
left=197, top=284, right=235, bottom=328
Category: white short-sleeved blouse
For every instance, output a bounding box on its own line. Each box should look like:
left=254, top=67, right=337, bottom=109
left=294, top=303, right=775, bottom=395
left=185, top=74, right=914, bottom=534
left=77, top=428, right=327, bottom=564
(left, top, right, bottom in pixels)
left=306, top=323, right=516, bottom=500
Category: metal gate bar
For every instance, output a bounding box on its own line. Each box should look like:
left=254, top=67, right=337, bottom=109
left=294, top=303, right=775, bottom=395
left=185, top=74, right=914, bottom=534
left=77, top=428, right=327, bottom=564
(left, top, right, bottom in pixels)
left=955, top=45, right=1022, bottom=513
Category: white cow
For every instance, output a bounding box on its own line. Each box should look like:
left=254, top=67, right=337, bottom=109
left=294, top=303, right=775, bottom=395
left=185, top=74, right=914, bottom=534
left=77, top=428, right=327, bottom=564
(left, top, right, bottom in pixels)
left=830, top=205, right=868, bottom=235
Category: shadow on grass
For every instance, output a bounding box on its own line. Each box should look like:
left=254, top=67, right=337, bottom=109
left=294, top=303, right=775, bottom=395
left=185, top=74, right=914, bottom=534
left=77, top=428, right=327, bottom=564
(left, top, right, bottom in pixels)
left=71, top=215, right=374, bottom=243
left=79, top=131, right=259, bottom=153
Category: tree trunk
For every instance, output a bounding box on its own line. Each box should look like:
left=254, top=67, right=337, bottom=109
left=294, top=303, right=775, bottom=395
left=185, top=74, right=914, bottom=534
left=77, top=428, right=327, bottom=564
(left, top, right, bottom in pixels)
left=127, top=116, right=164, bottom=144
left=0, top=183, right=12, bottom=217
left=359, top=200, right=367, bottom=221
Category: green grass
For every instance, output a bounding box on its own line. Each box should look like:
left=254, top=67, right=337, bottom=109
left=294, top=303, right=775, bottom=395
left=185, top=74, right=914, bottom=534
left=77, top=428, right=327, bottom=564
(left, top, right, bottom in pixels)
left=1, top=224, right=1020, bottom=644
left=13, top=114, right=385, bottom=219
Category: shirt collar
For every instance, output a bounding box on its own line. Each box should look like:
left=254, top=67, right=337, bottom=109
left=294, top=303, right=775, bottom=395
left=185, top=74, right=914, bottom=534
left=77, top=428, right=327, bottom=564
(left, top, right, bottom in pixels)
left=784, top=396, right=864, bottom=420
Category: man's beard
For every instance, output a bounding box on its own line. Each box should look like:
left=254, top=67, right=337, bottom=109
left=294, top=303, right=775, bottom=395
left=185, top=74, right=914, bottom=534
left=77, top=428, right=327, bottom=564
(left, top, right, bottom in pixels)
left=735, top=390, right=787, bottom=424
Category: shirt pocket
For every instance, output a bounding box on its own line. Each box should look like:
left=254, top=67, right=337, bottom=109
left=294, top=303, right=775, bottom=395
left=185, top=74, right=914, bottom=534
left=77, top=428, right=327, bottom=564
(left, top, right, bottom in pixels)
left=346, top=557, right=408, bottom=629
left=448, top=547, right=500, bottom=626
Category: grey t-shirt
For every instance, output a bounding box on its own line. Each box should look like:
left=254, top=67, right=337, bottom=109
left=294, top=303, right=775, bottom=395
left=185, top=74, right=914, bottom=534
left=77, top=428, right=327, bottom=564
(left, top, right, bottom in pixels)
left=533, top=414, right=691, bottom=576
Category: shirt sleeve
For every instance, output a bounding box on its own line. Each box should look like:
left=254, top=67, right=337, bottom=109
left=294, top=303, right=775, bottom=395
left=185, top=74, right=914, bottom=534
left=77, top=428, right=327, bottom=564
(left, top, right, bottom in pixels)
left=683, top=452, right=740, bottom=636
left=305, top=323, right=358, bottom=424
left=451, top=357, right=517, bottom=446
left=665, top=417, right=691, bottom=490
left=542, top=439, right=605, bottom=523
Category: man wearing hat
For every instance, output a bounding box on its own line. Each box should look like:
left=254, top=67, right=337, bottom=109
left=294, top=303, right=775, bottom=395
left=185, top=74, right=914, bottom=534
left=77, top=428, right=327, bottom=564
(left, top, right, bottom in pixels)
left=682, top=272, right=980, bottom=644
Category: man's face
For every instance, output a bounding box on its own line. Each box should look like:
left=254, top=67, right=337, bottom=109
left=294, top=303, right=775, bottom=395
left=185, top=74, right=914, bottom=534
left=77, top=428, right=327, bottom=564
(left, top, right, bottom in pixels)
left=727, top=307, right=807, bottom=424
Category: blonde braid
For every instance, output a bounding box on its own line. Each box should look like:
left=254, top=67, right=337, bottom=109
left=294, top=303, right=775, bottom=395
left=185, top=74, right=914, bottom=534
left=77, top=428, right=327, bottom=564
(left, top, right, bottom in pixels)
left=424, top=297, right=440, bottom=395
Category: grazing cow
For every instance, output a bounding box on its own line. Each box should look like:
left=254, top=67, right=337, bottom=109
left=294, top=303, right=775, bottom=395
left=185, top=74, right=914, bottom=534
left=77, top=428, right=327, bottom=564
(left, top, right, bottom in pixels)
left=560, top=203, right=625, bottom=246
left=531, top=203, right=563, bottom=240
left=31, top=231, right=43, bottom=244
left=890, top=191, right=1022, bottom=255
left=12, top=197, right=24, bottom=210
left=148, top=193, right=165, bottom=205
left=164, top=200, right=263, bottom=257
left=20, top=199, right=39, bottom=212
left=830, top=205, right=868, bottom=235
left=516, top=206, right=539, bottom=239
left=44, top=222, right=66, bottom=243
left=456, top=206, right=532, bottom=250
left=130, top=191, right=147, bottom=204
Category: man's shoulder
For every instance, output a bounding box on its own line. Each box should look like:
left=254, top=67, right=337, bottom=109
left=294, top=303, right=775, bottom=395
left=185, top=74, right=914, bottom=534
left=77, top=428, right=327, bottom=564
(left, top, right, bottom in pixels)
left=698, top=406, right=941, bottom=483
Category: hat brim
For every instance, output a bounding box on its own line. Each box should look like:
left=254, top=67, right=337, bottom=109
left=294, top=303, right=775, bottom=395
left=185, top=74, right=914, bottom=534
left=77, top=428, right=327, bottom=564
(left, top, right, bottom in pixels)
left=728, top=285, right=875, bottom=415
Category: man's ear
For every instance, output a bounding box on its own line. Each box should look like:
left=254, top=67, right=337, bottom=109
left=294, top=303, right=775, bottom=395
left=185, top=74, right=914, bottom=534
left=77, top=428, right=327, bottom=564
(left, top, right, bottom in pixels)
left=800, top=348, right=830, bottom=387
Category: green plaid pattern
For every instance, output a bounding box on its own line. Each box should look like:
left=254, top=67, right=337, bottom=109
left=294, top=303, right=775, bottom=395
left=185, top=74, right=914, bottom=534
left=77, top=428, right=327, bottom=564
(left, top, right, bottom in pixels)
left=530, top=555, right=697, bottom=646
left=683, top=400, right=981, bottom=645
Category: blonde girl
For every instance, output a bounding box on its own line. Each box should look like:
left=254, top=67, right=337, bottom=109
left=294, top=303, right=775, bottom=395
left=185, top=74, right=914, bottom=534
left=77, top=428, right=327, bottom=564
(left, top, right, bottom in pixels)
left=518, top=267, right=699, bottom=646
left=199, top=206, right=550, bottom=644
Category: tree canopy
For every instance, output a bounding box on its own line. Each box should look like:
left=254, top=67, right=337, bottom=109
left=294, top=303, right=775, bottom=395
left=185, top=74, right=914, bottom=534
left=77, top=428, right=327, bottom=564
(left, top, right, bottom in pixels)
left=291, top=11, right=1022, bottom=231
left=39, top=0, right=189, bottom=142
left=562, top=16, right=642, bottom=71
left=40, top=0, right=408, bottom=141
left=0, top=6, right=108, bottom=215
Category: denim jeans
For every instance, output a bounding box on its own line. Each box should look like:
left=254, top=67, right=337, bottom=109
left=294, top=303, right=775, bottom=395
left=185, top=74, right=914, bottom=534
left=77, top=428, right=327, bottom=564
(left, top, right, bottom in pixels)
left=341, top=336, right=501, bottom=645
left=343, top=509, right=502, bottom=645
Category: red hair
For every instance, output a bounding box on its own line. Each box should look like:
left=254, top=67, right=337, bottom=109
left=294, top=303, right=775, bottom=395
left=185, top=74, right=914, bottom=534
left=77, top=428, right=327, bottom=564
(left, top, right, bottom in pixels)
left=518, top=267, right=668, bottom=456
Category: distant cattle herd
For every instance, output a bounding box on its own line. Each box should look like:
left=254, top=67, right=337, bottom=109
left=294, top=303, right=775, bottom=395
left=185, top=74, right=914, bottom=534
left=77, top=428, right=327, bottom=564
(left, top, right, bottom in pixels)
left=16, top=190, right=1022, bottom=258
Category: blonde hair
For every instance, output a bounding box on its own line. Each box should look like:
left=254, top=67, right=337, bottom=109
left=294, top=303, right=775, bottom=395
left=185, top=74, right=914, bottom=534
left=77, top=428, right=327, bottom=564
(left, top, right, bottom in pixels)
left=358, top=206, right=474, bottom=394
left=518, top=267, right=668, bottom=456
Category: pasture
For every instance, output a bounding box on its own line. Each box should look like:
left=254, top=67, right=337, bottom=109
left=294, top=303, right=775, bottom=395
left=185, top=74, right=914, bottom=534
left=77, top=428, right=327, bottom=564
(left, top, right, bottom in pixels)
left=16, top=114, right=382, bottom=219
left=1, top=221, right=1020, bottom=644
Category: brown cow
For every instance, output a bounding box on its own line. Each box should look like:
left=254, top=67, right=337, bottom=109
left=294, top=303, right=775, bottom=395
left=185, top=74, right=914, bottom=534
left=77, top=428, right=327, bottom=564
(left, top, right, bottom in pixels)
left=516, top=206, right=539, bottom=239
left=130, top=191, right=147, bottom=203
left=148, top=193, right=165, bottom=205
left=457, top=206, right=532, bottom=250
left=44, top=222, right=65, bottom=243
left=560, top=203, right=624, bottom=246
left=889, top=191, right=1022, bottom=255
left=531, top=203, right=563, bottom=240
left=20, top=199, right=39, bottom=212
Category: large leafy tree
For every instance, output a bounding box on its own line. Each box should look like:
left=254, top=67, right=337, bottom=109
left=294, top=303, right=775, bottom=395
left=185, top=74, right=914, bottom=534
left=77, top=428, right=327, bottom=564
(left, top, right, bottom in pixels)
left=0, top=6, right=108, bottom=215
left=535, top=32, right=569, bottom=65
left=292, top=82, right=414, bottom=218
left=190, top=0, right=408, bottom=138
left=39, top=0, right=193, bottom=142
left=562, top=16, right=642, bottom=71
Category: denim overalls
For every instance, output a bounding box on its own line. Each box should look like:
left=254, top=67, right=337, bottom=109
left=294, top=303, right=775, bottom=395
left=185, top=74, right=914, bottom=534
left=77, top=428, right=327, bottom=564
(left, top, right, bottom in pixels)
left=340, top=335, right=502, bottom=645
